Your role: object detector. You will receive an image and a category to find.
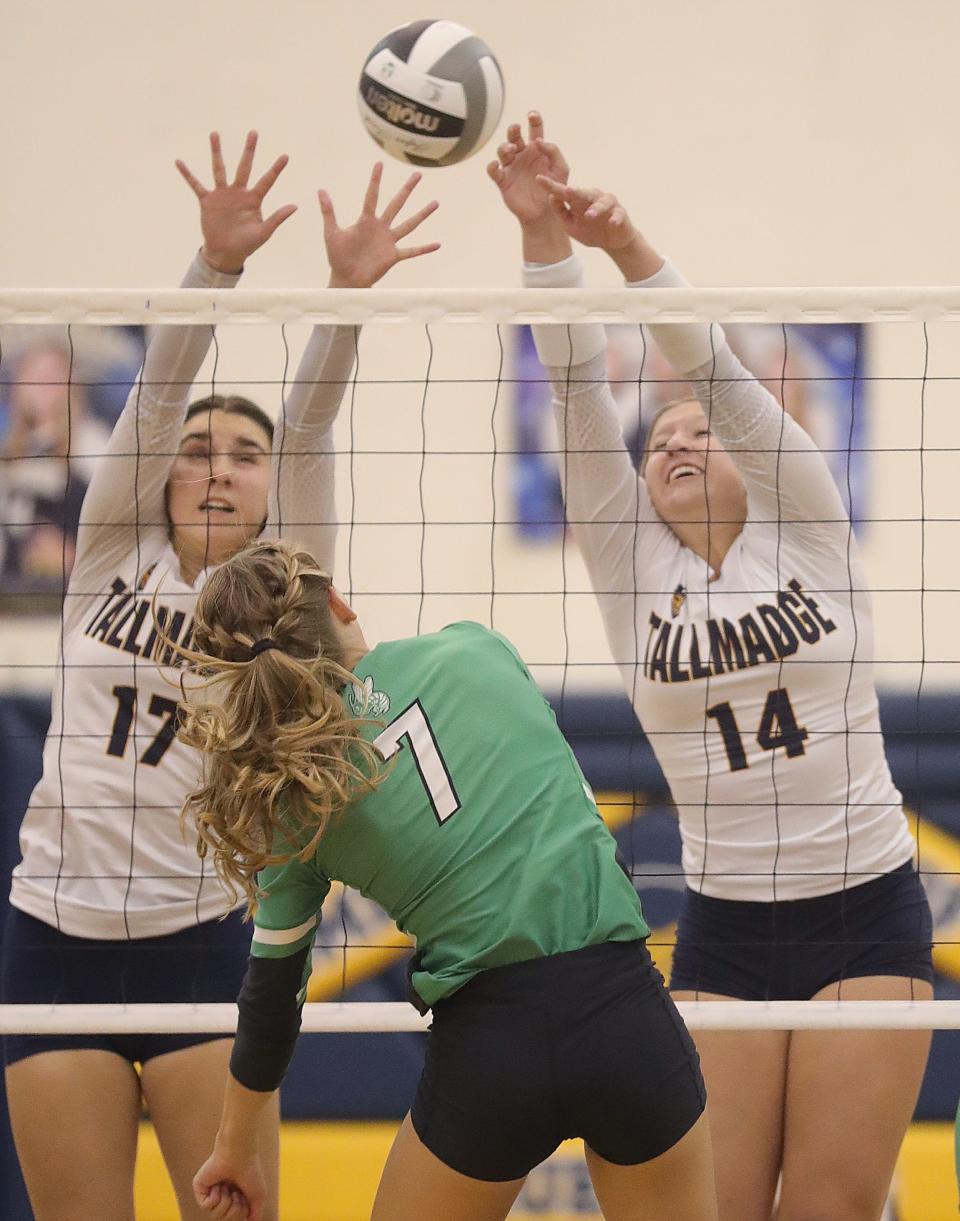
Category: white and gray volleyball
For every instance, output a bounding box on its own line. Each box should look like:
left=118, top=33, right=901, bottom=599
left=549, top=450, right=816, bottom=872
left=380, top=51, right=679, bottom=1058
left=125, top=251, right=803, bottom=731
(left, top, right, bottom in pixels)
left=358, top=20, right=504, bottom=167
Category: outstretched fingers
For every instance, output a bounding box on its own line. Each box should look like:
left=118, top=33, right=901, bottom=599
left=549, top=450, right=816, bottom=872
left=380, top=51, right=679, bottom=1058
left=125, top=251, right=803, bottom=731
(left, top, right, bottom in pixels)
left=396, top=240, right=441, bottom=262
left=210, top=131, right=228, bottom=188
left=175, top=158, right=207, bottom=198
left=380, top=170, right=423, bottom=225
left=362, top=161, right=384, bottom=215
left=391, top=198, right=439, bottom=240
left=263, top=202, right=298, bottom=237
left=232, top=130, right=259, bottom=187
left=316, top=189, right=339, bottom=241
left=252, top=153, right=290, bottom=201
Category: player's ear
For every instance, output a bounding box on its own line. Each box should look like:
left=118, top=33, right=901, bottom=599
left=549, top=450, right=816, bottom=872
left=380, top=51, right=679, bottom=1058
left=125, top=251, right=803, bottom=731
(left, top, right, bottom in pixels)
left=328, top=586, right=358, bottom=624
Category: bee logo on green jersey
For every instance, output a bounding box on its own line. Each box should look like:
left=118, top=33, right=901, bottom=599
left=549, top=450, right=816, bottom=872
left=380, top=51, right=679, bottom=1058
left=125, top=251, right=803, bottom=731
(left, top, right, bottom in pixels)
left=346, top=674, right=391, bottom=718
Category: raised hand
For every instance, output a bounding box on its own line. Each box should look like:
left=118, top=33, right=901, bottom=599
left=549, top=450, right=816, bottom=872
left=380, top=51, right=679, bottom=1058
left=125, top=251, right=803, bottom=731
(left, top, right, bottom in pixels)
left=176, top=131, right=297, bottom=274
left=486, top=112, right=569, bottom=227
left=319, top=163, right=439, bottom=288
left=536, top=176, right=664, bottom=280
left=535, top=178, right=637, bottom=253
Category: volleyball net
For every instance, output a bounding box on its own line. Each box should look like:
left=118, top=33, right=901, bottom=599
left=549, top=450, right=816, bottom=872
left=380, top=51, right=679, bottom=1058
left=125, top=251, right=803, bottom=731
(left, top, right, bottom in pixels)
left=1, top=286, right=959, bottom=1037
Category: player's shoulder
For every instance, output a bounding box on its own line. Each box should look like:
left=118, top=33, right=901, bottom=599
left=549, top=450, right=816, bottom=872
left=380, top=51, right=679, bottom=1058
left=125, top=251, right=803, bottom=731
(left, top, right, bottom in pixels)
left=438, top=620, right=526, bottom=662
left=368, top=621, right=527, bottom=672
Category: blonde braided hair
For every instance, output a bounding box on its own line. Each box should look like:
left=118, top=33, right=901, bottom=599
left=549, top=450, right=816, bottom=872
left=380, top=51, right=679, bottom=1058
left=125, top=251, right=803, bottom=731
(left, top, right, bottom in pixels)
left=172, top=539, right=384, bottom=914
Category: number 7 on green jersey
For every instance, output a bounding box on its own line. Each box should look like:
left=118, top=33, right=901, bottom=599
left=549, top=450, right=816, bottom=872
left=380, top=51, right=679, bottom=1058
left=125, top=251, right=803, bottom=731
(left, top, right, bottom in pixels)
left=373, top=700, right=461, bottom=826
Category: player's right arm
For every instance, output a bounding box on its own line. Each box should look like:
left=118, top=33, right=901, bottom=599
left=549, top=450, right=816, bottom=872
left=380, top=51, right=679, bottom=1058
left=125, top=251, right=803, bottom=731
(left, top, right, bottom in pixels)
left=71, top=133, right=296, bottom=620
left=230, top=853, right=331, bottom=1095
left=194, top=854, right=329, bottom=1217
left=193, top=854, right=330, bottom=1215
left=488, top=113, right=666, bottom=603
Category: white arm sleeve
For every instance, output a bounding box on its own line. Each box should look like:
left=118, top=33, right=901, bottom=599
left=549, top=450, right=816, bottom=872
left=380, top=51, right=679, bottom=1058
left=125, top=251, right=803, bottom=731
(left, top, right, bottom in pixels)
left=688, top=344, right=850, bottom=545
left=627, top=259, right=726, bottom=375
left=73, top=253, right=240, bottom=581
left=264, top=324, right=358, bottom=575
left=523, top=257, right=674, bottom=611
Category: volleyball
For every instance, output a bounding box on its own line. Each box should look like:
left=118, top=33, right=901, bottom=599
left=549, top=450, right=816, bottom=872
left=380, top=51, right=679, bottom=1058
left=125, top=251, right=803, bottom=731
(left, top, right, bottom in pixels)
left=357, top=19, right=504, bottom=167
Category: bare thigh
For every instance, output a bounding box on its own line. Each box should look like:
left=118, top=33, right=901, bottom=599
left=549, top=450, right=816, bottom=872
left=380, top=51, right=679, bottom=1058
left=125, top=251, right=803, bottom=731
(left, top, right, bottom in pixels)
left=777, top=975, right=933, bottom=1221
left=141, top=1038, right=280, bottom=1221
left=672, top=991, right=789, bottom=1221
left=585, top=1108, right=718, bottom=1221
left=371, top=1112, right=526, bottom=1221
left=5, top=1049, right=142, bottom=1221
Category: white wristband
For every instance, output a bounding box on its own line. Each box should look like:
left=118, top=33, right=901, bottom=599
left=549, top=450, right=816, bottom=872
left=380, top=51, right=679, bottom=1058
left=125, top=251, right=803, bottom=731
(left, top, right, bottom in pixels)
left=188, top=250, right=243, bottom=289
left=522, top=254, right=583, bottom=289
left=522, top=256, right=607, bottom=367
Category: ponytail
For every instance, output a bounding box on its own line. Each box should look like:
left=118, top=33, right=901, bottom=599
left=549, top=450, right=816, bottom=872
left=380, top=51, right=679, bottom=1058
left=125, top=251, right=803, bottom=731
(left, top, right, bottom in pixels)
left=171, top=539, right=384, bottom=914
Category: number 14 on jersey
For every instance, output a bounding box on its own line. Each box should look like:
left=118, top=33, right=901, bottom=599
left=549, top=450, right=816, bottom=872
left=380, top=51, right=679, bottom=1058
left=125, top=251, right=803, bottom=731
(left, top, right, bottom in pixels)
left=707, top=687, right=809, bottom=772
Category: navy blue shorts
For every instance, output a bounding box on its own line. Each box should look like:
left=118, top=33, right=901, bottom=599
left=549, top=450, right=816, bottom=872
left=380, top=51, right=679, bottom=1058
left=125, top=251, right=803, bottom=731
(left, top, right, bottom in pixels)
left=669, top=861, right=934, bottom=1000
left=1, top=906, right=251, bottom=1066
left=412, top=940, right=706, bottom=1181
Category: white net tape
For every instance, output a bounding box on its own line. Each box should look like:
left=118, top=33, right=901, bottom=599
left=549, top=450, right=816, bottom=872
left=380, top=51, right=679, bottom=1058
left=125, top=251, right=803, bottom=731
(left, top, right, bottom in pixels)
left=0, top=1000, right=955, bottom=1035
left=4, top=286, right=960, bottom=325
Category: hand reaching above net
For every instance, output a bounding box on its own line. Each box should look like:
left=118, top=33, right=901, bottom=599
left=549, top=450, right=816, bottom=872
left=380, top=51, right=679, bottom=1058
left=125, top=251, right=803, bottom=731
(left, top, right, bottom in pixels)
left=487, top=111, right=569, bottom=227
left=319, top=163, right=440, bottom=289
left=535, top=178, right=634, bottom=250
left=176, top=130, right=297, bottom=275
left=534, top=174, right=663, bottom=282
left=487, top=111, right=574, bottom=265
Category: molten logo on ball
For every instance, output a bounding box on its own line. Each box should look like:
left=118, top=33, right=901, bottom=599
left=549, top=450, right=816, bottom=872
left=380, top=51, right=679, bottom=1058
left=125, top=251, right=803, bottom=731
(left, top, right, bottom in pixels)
left=357, top=18, right=504, bottom=167
left=362, top=82, right=443, bottom=134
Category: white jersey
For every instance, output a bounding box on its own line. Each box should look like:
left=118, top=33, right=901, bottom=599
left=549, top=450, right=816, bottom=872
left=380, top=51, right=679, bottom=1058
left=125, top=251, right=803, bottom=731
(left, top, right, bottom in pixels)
left=10, top=253, right=358, bottom=938
left=527, top=257, right=914, bottom=902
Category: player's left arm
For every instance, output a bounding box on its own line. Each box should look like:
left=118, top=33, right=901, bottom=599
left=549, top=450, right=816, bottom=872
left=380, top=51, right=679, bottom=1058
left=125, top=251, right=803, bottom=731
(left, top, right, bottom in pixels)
left=267, top=165, right=440, bottom=573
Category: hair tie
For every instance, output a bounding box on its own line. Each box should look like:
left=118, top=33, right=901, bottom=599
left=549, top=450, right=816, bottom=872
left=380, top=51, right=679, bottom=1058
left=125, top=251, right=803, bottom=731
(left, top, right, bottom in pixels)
left=248, top=638, right=280, bottom=660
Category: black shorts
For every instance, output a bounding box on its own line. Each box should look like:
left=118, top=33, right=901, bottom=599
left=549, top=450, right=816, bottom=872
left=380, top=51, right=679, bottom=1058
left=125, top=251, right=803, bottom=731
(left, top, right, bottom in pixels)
left=670, top=861, right=934, bottom=1000
left=411, top=939, right=706, bottom=1182
left=1, top=906, right=251, bottom=1067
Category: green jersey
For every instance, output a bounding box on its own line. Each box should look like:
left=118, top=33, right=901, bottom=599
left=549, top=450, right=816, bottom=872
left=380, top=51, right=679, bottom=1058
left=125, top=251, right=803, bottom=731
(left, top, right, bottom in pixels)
left=251, top=622, right=648, bottom=1009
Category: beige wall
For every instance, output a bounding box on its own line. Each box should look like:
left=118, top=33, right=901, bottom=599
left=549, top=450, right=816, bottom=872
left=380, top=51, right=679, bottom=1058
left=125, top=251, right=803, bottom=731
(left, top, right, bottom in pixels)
left=3, top=0, right=959, bottom=691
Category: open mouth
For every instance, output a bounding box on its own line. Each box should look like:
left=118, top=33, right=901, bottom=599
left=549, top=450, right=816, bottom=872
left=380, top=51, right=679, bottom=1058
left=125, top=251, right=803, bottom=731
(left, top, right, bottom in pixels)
left=199, top=499, right=235, bottom=515
left=669, top=464, right=702, bottom=483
